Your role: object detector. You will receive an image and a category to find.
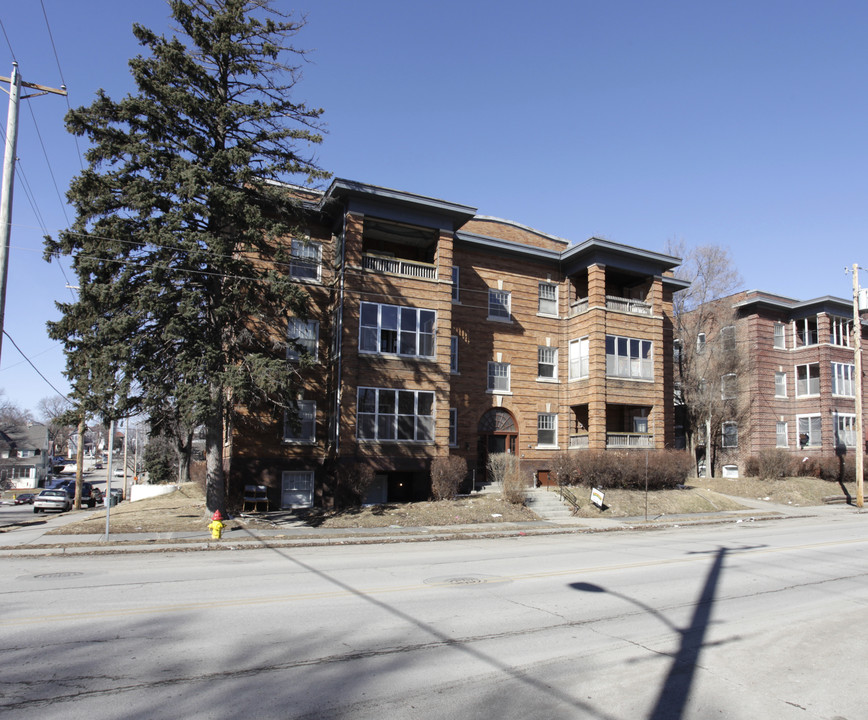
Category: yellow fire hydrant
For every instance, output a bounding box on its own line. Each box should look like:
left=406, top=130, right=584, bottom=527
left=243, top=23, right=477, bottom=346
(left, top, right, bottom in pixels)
left=208, top=510, right=225, bottom=540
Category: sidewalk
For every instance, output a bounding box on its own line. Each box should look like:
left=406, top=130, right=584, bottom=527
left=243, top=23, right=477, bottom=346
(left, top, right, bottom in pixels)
left=0, top=497, right=861, bottom=557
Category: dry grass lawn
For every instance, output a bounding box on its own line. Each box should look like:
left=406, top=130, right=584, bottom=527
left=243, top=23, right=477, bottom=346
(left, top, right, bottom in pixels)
left=33, top=474, right=858, bottom=536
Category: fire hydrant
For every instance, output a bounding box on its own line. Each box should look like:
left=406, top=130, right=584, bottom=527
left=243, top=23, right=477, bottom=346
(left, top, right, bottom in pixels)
left=208, top=510, right=225, bottom=540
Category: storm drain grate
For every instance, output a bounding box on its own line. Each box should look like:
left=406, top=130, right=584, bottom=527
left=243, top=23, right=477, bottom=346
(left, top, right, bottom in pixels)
left=423, top=575, right=507, bottom=587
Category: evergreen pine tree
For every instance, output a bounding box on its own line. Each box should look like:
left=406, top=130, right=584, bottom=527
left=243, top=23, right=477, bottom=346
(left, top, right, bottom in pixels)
left=45, top=0, right=328, bottom=512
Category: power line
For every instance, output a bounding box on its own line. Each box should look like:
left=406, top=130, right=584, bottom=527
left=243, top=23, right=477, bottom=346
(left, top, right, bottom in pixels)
left=2, top=330, right=68, bottom=400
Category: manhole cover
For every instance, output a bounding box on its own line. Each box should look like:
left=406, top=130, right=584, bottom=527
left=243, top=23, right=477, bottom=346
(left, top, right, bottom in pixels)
left=33, top=572, right=84, bottom=579
left=423, top=575, right=508, bottom=587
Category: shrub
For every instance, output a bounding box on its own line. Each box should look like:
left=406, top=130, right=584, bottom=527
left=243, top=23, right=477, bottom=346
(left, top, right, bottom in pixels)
left=333, top=463, right=375, bottom=508
left=749, top=449, right=796, bottom=480
left=431, top=456, right=467, bottom=500
left=143, top=435, right=178, bottom=484
left=550, top=452, right=580, bottom=486
left=487, top=452, right=525, bottom=505
left=571, top=450, right=691, bottom=490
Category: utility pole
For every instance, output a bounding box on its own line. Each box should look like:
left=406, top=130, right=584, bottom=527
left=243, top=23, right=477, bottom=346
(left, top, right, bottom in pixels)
left=0, top=63, right=67, bottom=363
left=852, top=264, right=864, bottom=508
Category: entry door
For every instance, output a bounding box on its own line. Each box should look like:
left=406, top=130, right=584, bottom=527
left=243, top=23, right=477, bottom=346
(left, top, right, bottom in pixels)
left=281, top=471, right=314, bottom=509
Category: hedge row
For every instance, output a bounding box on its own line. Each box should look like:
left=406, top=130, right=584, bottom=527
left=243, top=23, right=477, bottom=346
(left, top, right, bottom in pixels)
left=745, top=449, right=867, bottom=482
left=550, top=450, right=693, bottom=490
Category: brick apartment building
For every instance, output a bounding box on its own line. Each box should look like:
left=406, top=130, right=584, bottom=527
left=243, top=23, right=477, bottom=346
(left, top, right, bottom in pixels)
left=229, top=179, right=688, bottom=509
left=681, top=289, right=867, bottom=477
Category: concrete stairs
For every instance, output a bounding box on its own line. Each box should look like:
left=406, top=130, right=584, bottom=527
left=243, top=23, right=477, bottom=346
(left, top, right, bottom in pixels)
left=524, top=487, right=576, bottom=523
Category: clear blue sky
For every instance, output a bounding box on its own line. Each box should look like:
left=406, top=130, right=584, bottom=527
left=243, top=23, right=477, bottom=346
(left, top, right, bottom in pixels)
left=1, top=0, right=867, bottom=414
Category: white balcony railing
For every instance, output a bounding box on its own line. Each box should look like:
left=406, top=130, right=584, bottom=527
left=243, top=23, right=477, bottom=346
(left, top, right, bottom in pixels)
left=363, top=254, right=437, bottom=280
left=606, top=433, right=654, bottom=449
left=569, top=298, right=589, bottom=317
left=606, top=296, right=652, bottom=315
left=569, top=434, right=589, bottom=449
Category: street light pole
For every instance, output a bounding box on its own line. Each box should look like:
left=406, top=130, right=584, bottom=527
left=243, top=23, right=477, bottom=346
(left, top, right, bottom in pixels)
left=852, top=263, right=864, bottom=508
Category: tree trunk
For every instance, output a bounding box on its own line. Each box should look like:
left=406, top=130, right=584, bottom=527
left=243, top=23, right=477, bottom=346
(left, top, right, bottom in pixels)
left=73, top=414, right=85, bottom=509
left=204, top=386, right=225, bottom=514
left=175, top=428, right=193, bottom=484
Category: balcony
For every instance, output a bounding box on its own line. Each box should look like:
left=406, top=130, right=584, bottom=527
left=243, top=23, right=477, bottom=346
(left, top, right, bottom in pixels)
left=569, top=434, right=589, bottom=449
left=606, top=432, right=654, bottom=449
left=363, top=253, right=437, bottom=280
left=568, top=298, right=589, bottom=317
left=606, top=295, right=652, bottom=315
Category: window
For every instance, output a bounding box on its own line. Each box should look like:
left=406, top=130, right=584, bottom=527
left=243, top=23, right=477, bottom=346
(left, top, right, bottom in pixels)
left=449, top=408, right=458, bottom=447
left=538, top=346, right=557, bottom=379
left=773, top=323, right=786, bottom=349
left=831, top=362, right=855, bottom=396
left=286, top=318, right=319, bottom=361
left=451, top=266, right=460, bottom=302
left=290, top=238, right=321, bottom=281
left=797, top=414, right=822, bottom=448
left=795, top=316, right=818, bottom=346
left=775, top=372, right=787, bottom=398
left=830, top=317, right=852, bottom=347
left=776, top=421, right=788, bottom=448
left=282, top=471, right=314, bottom=509
left=359, top=302, right=436, bottom=358
left=569, top=337, right=589, bottom=379
left=357, top=387, right=435, bottom=442
left=796, top=363, right=820, bottom=396
left=284, top=401, right=316, bottom=443
left=835, top=412, right=857, bottom=448
left=487, top=362, right=510, bottom=392
left=721, top=373, right=737, bottom=399
left=450, top=336, right=459, bottom=373
left=696, top=333, right=706, bottom=354
left=538, top=282, right=558, bottom=315
left=606, top=335, right=653, bottom=380
left=488, top=289, right=511, bottom=320
left=537, top=413, right=557, bottom=447
left=722, top=422, right=738, bottom=448
left=721, top=325, right=735, bottom=350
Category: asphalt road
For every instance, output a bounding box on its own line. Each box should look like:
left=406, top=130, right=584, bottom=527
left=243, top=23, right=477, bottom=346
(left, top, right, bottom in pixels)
left=1, top=513, right=866, bottom=719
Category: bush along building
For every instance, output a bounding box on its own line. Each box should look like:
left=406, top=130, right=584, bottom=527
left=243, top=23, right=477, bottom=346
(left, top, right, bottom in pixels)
left=677, top=289, right=868, bottom=479
left=229, top=180, right=689, bottom=509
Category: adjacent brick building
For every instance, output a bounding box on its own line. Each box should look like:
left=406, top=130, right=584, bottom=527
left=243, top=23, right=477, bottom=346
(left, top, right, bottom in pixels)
left=229, top=180, right=688, bottom=508
left=680, top=289, right=867, bottom=476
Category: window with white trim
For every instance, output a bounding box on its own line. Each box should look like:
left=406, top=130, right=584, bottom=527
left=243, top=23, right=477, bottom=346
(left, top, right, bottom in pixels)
left=487, top=362, right=510, bottom=392
left=776, top=421, right=788, bottom=448
left=773, top=322, right=786, bottom=349
left=795, top=316, right=818, bottom=346
left=357, top=387, right=435, bottom=442
left=606, top=335, right=653, bottom=380
left=488, top=289, right=511, bottom=320
left=449, top=408, right=457, bottom=447
left=284, top=401, right=316, bottom=443
left=537, top=346, right=556, bottom=379
left=774, top=371, right=787, bottom=398
left=538, top=282, right=558, bottom=315
left=830, top=317, right=852, bottom=347
left=831, top=362, right=855, bottom=396
left=569, top=337, right=589, bottom=379
left=537, top=413, right=557, bottom=447
left=796, top=363, right=820, bottom=396
left=450, top=336, right=459, bottom=373
left=289, top=238, right=321, bottom=281
left=281, top=470, right=314, bottom=509
left=797, top=414, right=822, bottom=448
left=722, top=421, right=738, bottom=448
left=359, top=302, right=435, bottom=358
left=696, top=333, right=706, bottom=354
left=451, top=266, right=460, bottom=302
left=835, top=412, right=857, bottom=448
left=287, top=318, right=319, bottom=361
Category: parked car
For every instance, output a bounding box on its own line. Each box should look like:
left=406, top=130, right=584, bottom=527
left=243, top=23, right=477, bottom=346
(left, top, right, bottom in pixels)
left=33, top=489, right=72, bottom=513
left=52, top=480, right=100, bottom=508
left=13, top=493, right=35, bottom=505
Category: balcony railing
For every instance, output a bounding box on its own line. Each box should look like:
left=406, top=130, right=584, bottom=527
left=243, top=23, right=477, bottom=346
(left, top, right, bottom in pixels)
left=569, top=434, right=589, bottom=449
left=606, top=296, right=652, bottom=315
left=569, top=298, right=589, bottom=317
left=606, top=433, right=654, bottom=449
left=363, top=254, right=437, bottom=280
